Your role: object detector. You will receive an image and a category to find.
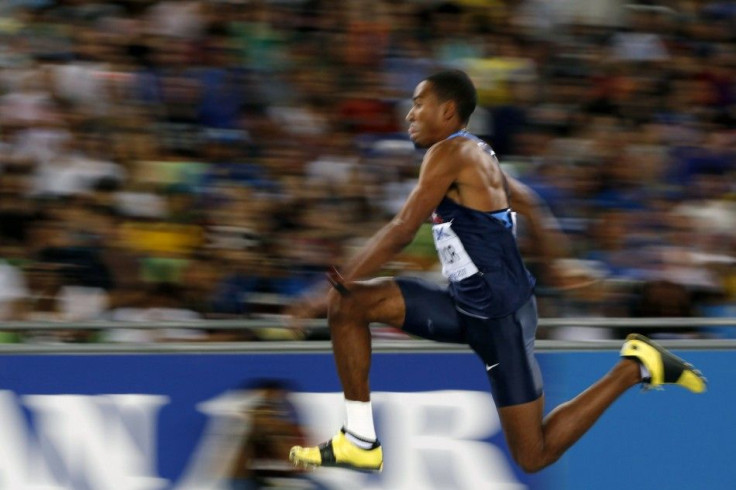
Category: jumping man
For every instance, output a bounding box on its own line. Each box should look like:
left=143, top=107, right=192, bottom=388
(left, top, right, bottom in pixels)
left=288, top=70, right=706, bottom=473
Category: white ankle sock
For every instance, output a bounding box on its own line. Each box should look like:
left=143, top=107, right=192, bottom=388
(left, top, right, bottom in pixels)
left=640, top=363, right=651, bottom=381
left=344, top=399, right=376, bottom=445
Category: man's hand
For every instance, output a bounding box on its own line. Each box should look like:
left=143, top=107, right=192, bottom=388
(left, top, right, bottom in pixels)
left=286, top=267, right=351, bottom=331
left=547, top=258, right=604, bottom=291
left=286, top=294, right=328, bottom=331
left=326, top=266, right=351, bottom=296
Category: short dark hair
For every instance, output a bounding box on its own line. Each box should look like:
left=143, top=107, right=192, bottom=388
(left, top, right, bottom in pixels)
left=425, top=70, right=477, bottom=124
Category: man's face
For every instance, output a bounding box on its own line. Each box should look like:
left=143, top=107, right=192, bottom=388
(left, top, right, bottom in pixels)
left=405, top=81, right=447, bottom=149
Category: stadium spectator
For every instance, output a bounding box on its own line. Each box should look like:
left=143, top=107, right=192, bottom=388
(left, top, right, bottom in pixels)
left=0, top=0, right=733, bottom=340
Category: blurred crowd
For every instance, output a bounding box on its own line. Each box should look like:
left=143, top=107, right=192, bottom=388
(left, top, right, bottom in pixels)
left=0, top=0, right=734, bottom=342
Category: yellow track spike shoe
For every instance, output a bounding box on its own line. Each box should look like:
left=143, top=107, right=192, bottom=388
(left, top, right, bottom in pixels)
left=621, top=333, right=707, bottom=393
left=289, top=428, right=383, bottom=472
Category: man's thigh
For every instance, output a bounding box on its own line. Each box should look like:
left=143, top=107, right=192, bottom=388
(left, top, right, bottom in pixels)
left=339, top=276, right=407, bottom=327
left=465, top=296, right=543, bottom=407
left=395, top=276, right=466, bottom=343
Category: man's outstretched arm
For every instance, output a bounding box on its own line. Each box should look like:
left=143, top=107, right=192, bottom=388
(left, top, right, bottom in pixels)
left=505, top=174, right=572, bottom=279
left=290, top=144, right=458, bottom=318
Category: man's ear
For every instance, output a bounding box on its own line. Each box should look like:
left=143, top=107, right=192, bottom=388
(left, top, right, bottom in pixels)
left=441, top=100, right=456, bottom=121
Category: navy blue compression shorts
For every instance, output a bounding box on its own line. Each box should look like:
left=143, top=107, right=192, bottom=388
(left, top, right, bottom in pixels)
left=396, top=276, right=543, bottom=407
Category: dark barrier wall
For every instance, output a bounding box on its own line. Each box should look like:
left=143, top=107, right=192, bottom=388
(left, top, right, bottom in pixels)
left=0, top=347, right=730, bottom=489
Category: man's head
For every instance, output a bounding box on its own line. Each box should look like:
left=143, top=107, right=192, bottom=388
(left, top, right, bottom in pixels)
left=406, top=70, right=477, bottom=148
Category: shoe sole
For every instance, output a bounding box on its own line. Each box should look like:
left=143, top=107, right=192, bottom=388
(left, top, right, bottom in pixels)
left=289, top=448, right=383, bottom=473
left=623, top=333, right=707, bottom=393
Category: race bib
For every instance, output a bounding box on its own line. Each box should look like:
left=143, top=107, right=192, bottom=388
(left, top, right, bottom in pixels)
left=432, top=221, right=479, bottom=282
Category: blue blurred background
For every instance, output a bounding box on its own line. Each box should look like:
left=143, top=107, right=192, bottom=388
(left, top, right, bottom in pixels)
left=0, top=345, right=729, bottom=489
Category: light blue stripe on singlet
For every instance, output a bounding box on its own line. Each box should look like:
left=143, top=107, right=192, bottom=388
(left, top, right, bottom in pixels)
left=490, top=209, right=514, bottom=230
left=446, top=129, right=467, bottom=140
left=445, top=129, right=496, bottom=156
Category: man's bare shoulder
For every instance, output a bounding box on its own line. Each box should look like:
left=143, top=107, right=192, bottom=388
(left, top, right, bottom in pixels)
left=423, top=136, right=473, bottom=164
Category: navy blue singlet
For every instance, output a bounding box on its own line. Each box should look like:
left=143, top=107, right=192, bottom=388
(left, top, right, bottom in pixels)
left=434, top=130, right=535, bottom=318
left=396, top=130, right=543, bottom=406
left=433, top=197, right=535, bottom=318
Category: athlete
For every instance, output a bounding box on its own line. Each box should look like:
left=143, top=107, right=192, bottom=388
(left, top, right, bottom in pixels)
left=288, top=70, right=706, bottom=473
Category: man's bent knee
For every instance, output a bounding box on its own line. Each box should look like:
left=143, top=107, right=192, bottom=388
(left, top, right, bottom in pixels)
left=512, top=447, right=560, bottom=474
left=327, top=287, right=363, bottom=324
left=515, top=455, right=545, bottom=474
left=327, top=279, right=404, bottom=327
